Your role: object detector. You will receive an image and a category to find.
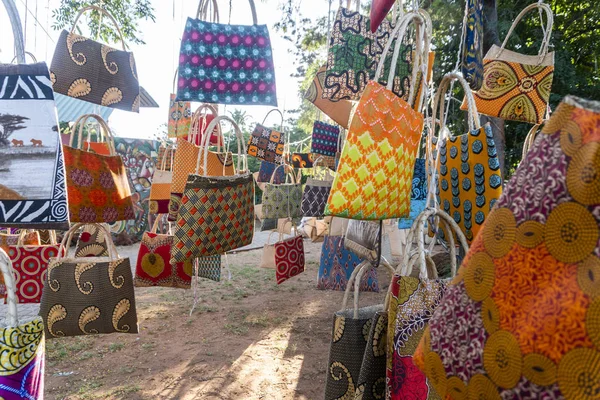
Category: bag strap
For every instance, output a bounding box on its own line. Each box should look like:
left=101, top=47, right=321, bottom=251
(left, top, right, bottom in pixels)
left=340, top=259, right=394, bottom=319
left=261, top=109, right=285, bottom=133
left=71, top=113, right=116, bottom=155
left=172, top=68, right=179, bottom=94
left=196, top=0, right=220, bottom=22
left=269, top=163, right=296, bottom=184
left=159, top=144, right=175, bottom=171
left=354, top=258, right=395, bottom=318
left=433, top=72, right=481, bottom=140
left=10, top=51, right=37, bottom=64
left=522, top=124, right=541, bottom=158
left=70, top=5, right=128, bottom=51
left=189, top=104, right=222, bottom=148
left=0, top=249, right=18, bottom=327
left=3, top=0, right=25, bottom=63
left=58, top=223, right=119, bottom=260
left=500, top=2, right=553, bottom=57
left=198, top=115, right=247, bottom=175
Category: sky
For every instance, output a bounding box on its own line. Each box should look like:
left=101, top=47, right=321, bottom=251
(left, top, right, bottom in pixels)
left=0, top=0, right=329, bottom=140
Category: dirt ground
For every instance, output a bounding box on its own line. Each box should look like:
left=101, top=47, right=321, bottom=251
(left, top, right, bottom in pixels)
left=44, top=240, right=393, bottom=400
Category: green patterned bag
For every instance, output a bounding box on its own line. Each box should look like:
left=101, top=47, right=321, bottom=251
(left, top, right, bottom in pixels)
left=262, top=166, right=303, bottom=219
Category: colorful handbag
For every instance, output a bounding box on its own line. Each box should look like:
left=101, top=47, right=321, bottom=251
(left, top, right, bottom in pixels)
left=461, top=2, right=554, bottom=124
left=75, top=223, right=110, bottom=257
left=398, top=158, right=428, bottom=229
left=291, top=153, right=314, bottom=169
left=134, top=218, right=193, bottom=288
left=171, top=116, right=255, bottom=262
left=39, top=223, right=139, bottom=337
left=311, top=121, right=340, bottom=158
left=387, top=208, right=469, bottom=400
left=262, top=165, right=303, bottom=219
left=189, top=104, right=223, bottom=146
left=63, top=114, right=135, bottom=223
left=414, top=96, right=600, bottom=399
left=49, top=5, right=140, bottom=112
left=325, top=13, right=426, bottom=220
left=461, top=0, right=484, bottom=90
left=0, top=230, right=41, bottom=294
left=432, top=73, right=503, bottom=242
left=303, top=65, right=353, bottom=129
left=0, top=249, right=45, bottom=399
left=317, top=235, right=379, bottom=292
left=0, top=61, right=69, bottom=229
left=176, top=0, right=277, bottom=106
left=157, top=146, right=176, bottom=171
left=247, top=109, right=286, bottom=164
left=256, top=161, right=286, bottom=184
left=168, top=70, right=192, bottom=137
left=149, top=144, right=176, bottom=214
left=301, top=161, right=334, bottom=218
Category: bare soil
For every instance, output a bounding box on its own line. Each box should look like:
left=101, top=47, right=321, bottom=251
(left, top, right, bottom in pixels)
left=45, top=240, right=391, bottom=400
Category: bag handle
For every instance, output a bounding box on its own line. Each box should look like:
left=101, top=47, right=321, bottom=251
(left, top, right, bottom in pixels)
left=58, top=223, right=119, bottom=261
left=522, top=124, right=541, bottom=158
left=340, top=258, right=394, bottom=319
left=189, top=104, right=222, bottom=148
left=269, top=163, right=297, bottom=184
left=4, top=0, right=25, bottom=63
left=0, top=249, right=18, bottom=327
left=10, top=51, right=37, bottom=64
left=159, top=144, right=175, bottom=171
left=433, top=72, right=480, bottom=140
left=261, top=109, right=285, bottom=133
left=500, top=2, right=553, bottom=57
left=196, top=0, right=220, bottom=22
left=343, top=0, right=360, bottom=12
left=70, top=5, right=128, bottom=51
left=71, top=113, right=116, bottom=155
left=198, top=115, right=248, bottom=175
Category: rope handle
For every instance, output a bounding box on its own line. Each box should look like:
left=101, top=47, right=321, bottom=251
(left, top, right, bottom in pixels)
left=159, top=144, right=176, bottom=171
left=522, top=124, right=541, bottom=158
left=189, top=104, right=223, bottom=149
left=500, top=2, right=553, bottom=56
left=70, top=6, right=128, bottom=51
left=196, top=0, right=220, bottom=21
left=0, top=249, right=18, bottom=327
left=70, top=113, right=116, bottom=155
left=58, top=223, right=119, bottom=261
left=198, top=115, right=247, bottom=175
left=433, top=72, right=481, bottom=140
left=10, top=51, right=37, bottom=64
left=261, top=109, right=285, bottom=133
left=353, top=257, right=394, bottom=318
left=269, top=163, right=297, bottom=184
left=4, top=0, right=25, bottom=63
left=339, top=259, right=394, bottom=318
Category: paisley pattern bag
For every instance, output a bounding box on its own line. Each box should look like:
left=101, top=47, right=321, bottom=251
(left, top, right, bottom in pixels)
left=461, top=0, right=484, bottom=90
left=256, top=161, right=286, bottom=184
left=247, top=109, right=286, bottom=164
left=0, top=249, right=45, bottom=399
left=415, top=96, right=600, bottom=399
left=176, top=0, right=277, bottom=106
left=39, top=223, right=139, bottom=338
left=262, top=165, right=303, bottom=219
left=49, top=6, right=140, bottom=112
left=433, top=73, right=503, bottom=242
left=325, top=13, right=426, bottom=220
left=303, top=65, right=353, bottom=129
left=461, top=3, right=554, bottom=124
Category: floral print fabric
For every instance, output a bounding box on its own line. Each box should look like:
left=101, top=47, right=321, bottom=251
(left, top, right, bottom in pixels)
left=177, top=18, right=277, bottom=106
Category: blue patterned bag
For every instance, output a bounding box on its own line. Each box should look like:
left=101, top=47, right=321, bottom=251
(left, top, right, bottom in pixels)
left=398, top=158, right=428, bottom=229
left=256, top=161, right=285, bottom=184
left=460, top=0, right=484, bottom=90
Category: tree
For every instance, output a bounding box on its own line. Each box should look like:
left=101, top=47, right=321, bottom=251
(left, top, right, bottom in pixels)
left=0, top=113, right=28, bottom=146
left=52, top=0, right=156, bottom=45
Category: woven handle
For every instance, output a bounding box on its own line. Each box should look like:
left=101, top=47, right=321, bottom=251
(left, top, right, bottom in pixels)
left=261, top=109, right=284, bottom=132
left=433, top=72, right=481, bottom=138
left=70, top=5, right=127, bottom=51
left=3, top=0, right=25, bottom=63
left=196, top=0, right=220, bottom=21
left=353, top=258, right=395, bottom=318
left=71, top=114, right=116, bottom=155
left=269, top=164, right=296, bottom=184
left=198, top=115, right=247, bottom=175
left=0, top=249, right=18, bottom=327
left=500, top=2, right=553, bottom=56
left=58, top=223, right=119, bottom=260
left=10, top=51, right=37, bottom=64
left=189, top=104, right=222, bottom=149
left=159, top=144, right=175, bottom=171
left=522, top=124, right=541, bottom=158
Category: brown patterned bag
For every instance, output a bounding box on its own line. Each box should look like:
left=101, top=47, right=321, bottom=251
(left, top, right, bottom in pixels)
left=39, top=223, right=138, bottom=338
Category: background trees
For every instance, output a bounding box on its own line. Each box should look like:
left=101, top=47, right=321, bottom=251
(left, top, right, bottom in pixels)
left=0, top=114, right=28, bottom=146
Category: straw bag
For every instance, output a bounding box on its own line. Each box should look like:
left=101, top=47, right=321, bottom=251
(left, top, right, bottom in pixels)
left=149, top=144, right=176, bottom=214
left=462, top=2, right=554, bottom=124
left=171, top=116, right=254, bottom=262
left=303, top=65, right=353, bottom=129
left=386, top=208, right=468, bottom=399
left=39, top=223, right=138, bottom=337
left=63, top=114, right=135, bottom=223
left=0, top=249, right=45, bottom=398
left=262, top=165, right=303, bottom=219
left=461, top=0, right=484, bottom=90
left=176, top=0, right=277, bottom=106
left=301, top=157, right=334, bottom=218
left=325, top=12, right=427, bottom=220
left=168, top=70, right=192, bottom=137
left=50, top=5, right=140, bottom=112
left=432, top=73, right=503, bottom=242
left=247, top=109, right=286, bottom=164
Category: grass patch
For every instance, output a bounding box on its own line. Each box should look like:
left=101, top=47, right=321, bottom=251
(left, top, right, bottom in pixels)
left=141, top=342, right=156, bottom=351
left=47, top=337, right=94, bottom=364
left=223, top=323, right=249, bottom=336
left=78, top=351, right=95, bottom=361
left=111, top=385, right=141, bottom=396
left=108, top=342, right=125, bottom=352
left=76, top=379, right=103, bottom=398
left=118, top=366, right=135, bottom=374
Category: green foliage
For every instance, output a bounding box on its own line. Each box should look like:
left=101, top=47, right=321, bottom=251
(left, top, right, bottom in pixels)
left=52, top=0, right=156, bottom=45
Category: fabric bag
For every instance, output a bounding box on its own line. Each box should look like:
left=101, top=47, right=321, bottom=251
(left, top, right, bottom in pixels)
left=39, top=223, right=139, bottom=337
left=461, top=2, right=554, bottom=124
left=189, top=104, right=223, bottom=146
left=432, top=73, right=503, bottom=242
left=171, top=116, right=254, bottom=262
left=0, top=249, right=45, bottom=399
left=176, top=0, right=277, bottom=106
left=387, top=208, right=469, bottom=399
left=0, top=60, right=69, bottom=229
left=157, top=146, right=176, bottom=171
left=311, top=120, right=340, bottom=158
left=262, top=164, right=303, bottom=219
left=414, top=96, right=600, bottom=399
left=398, top=158, right=428, bottom=229
left=461, top=0, right=484, bottom=90
left=325, top=13, right=427, bottom=220
left=63, top=114, right=135, bottom=223
left=149, top=144, right=176, bottom=214
left=275, top=234, right=305, bottom=284
left=301, top=158, right=334, bottom=218
left=0, top=230, right=41, bottom=294
left=247, top=109, right=286, bottom=164
left=291, top=153, right=314, bottom=169
left=134, top=218, right=193, bottom=289
left=75, top=223, right=110, bottom=257
left=49, top=5, right=140, bottom=112
left=303, top=65, right=353, bottom=129
left=256, top=161, right=286, bottom=184
left=168, top=70, right=192, bottom=137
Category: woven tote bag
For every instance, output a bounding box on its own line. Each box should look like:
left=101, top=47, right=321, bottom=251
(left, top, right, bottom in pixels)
left=262, top=165, right=303, bottom=219
left=247, top=109, right=286, bottom=164
left=171, top=116, right=254, bottom=262
left=461, top=2, right=554, bottom=124
left=176, top=0, right=277, bottom=106
left=414, top=96, right=600, bottom=399
left=0, top=230, right=41, bottom=294
left=0, top=249, right=45, bottom=399
left=432, top=73, right=503, bottom=242
left=311, top=120, right=340, bottom=158
left=39, top=223, right=138, bottom=338
left=256, top=161, right=286, bottom=184
left=325, top=12, right=427, bottom=220
left=387, top=208, right=469, bottom=400
left=149, top=144, right=176, bottom=214
left=461, top=0, right=484, bottom=90
left=49, top=5, right=140, bottom=112
left=63, top=114, right=135, bottom=223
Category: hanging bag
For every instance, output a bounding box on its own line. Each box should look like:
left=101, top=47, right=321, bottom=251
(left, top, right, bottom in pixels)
left=325, top=12, right=427, bottom=220
left=75, top=223, right=110, bottom=257
left=189, top=103, right=224, bottom=146
left=176, top=0, right=277, bottom=106
left=274, top=229, right=306, bottom=284
left=0, top=249, right=45, bottom=398
left=461, top=0, right=484, bottom=90
left=63, top=114, right=135, bottom=223
left=432, top=72, right=503, bottom=242
left=0, top=230, right=41, bottom=295
left=301, top=157, right=334, bottom=218
left=311, top=120, right=341, bottom=158
left=247, top=109, right=286, bottom=164
left=171, top=116, right=255, bottom=262
left=303, top=65, right=354, bottom=129
left=397, top=158, right=428, bottom=229
left=262, top=164, right=303, bottom=219
left=168, top=69, right=192, bottom=137
left=462, top=2, right=554, bottom=124
left=50, top=5, right=140, bottom=112
left=149, top=143, right=176, bottom=214
left=39, top=223, right=139, bottom=338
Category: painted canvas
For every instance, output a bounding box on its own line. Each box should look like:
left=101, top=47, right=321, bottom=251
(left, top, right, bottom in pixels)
left=0, top=62, right=68, bottom=229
